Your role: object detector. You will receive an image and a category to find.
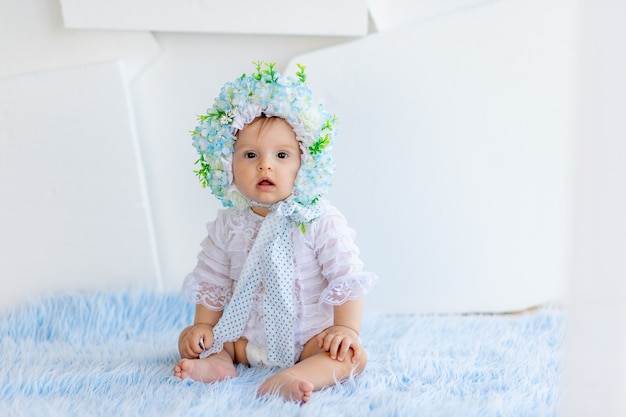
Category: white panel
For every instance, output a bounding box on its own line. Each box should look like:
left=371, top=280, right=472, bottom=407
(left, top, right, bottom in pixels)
left=0, top=62, right=158, bottom=312
left=0, top=0, right=159, bottom=78
left=287, top=0, right=579, bottom=313
left=60, top=0, right=368, bottom=36
left=563, top=1, right=626, bottom=415
left=368, top=0, right=493, bottom=32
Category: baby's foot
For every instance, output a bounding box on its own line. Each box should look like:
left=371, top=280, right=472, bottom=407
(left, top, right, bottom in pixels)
left=258, top=372, right=315, bottom=404
left=174, top=358, right=237, bottom=383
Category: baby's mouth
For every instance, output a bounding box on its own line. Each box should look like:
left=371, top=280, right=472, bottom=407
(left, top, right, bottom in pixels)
left=258, top=178, right=275, bottom=186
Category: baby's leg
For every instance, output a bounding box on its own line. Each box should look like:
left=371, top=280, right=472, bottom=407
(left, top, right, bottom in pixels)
left=257, top=338, right=367, bottom=403
left=174, top=346, right=237, bottom=383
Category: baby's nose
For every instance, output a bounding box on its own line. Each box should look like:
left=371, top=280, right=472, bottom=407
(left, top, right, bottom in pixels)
left=257, top=156, right=272, bottom=170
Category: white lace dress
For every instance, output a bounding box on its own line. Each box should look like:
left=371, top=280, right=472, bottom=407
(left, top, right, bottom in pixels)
left=181, top=199, right=378, bottom=358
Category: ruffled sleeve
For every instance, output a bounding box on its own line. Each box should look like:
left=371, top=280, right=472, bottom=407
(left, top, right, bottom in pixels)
left=181, top=210, right=235, bottom=311
left=313, top=204, right=378, bottom=306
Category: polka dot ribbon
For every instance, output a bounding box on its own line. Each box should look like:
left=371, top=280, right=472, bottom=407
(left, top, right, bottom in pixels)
left=201, top=199, right=324, bottom=367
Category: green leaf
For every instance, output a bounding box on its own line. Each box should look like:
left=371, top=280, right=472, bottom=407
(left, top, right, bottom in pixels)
left=308, top=134, right=330, bottom=155
left=193, top=155, right=211, bottom=188
left=296, top=63, right=307, bottom=83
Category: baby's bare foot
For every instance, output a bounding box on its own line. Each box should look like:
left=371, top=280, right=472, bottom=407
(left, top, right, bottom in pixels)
left=258, top=372, right=314, bottom=403
left=174, top=358, right=237, bottom=383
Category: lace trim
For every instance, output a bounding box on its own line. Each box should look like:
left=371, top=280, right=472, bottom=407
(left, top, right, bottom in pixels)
left=320, top=274, right=378, bottom=306
left=181, top=277, right=233, bottom=311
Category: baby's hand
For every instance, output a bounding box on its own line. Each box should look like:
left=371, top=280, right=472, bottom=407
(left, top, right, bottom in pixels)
left=317, top=325, right=362, bottom=363
left=178, top=323, right=214, bottom=359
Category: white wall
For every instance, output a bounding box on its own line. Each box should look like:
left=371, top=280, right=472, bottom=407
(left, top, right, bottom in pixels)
left=2, top=0, right=577, bottom=315
left=0, top=62, right=159, bottom=308
left=563, top=0, right=626, bottom=415
left=288, top=0, right=579, bottom=313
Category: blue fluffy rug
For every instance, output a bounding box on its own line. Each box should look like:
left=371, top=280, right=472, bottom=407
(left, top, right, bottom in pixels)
left=0, top=292, right=564, bottom=416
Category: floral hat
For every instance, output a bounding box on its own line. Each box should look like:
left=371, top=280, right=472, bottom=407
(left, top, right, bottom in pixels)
left=191, top=61, right=337, bottom=208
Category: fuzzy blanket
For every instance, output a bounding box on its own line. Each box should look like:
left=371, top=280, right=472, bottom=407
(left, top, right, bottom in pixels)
left=0, top=292, right=564, bottom=417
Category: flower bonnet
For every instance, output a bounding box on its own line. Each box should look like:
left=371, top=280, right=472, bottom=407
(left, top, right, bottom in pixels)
left=191, top=61, right=337, bottom=208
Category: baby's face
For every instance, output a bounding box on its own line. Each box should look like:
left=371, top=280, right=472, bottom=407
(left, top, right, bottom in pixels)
left=233, top=117, right=301, bottom=216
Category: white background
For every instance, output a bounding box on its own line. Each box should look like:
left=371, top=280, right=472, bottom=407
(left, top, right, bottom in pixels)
left=1, top=0, right=577, bottom=313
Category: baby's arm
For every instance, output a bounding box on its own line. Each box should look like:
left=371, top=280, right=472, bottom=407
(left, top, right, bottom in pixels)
left=178, top=304, right=223, bottom=359
left=317, top=298, right=364, bottom=363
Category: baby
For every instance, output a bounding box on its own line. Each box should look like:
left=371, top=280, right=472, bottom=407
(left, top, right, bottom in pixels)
left=174, top=62, right=377, bottom=403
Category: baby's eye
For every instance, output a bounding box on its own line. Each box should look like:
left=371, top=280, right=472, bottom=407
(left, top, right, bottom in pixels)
left=277, top=152, right=288, bottom=159
left=244, top=152, right=257, bottom=159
